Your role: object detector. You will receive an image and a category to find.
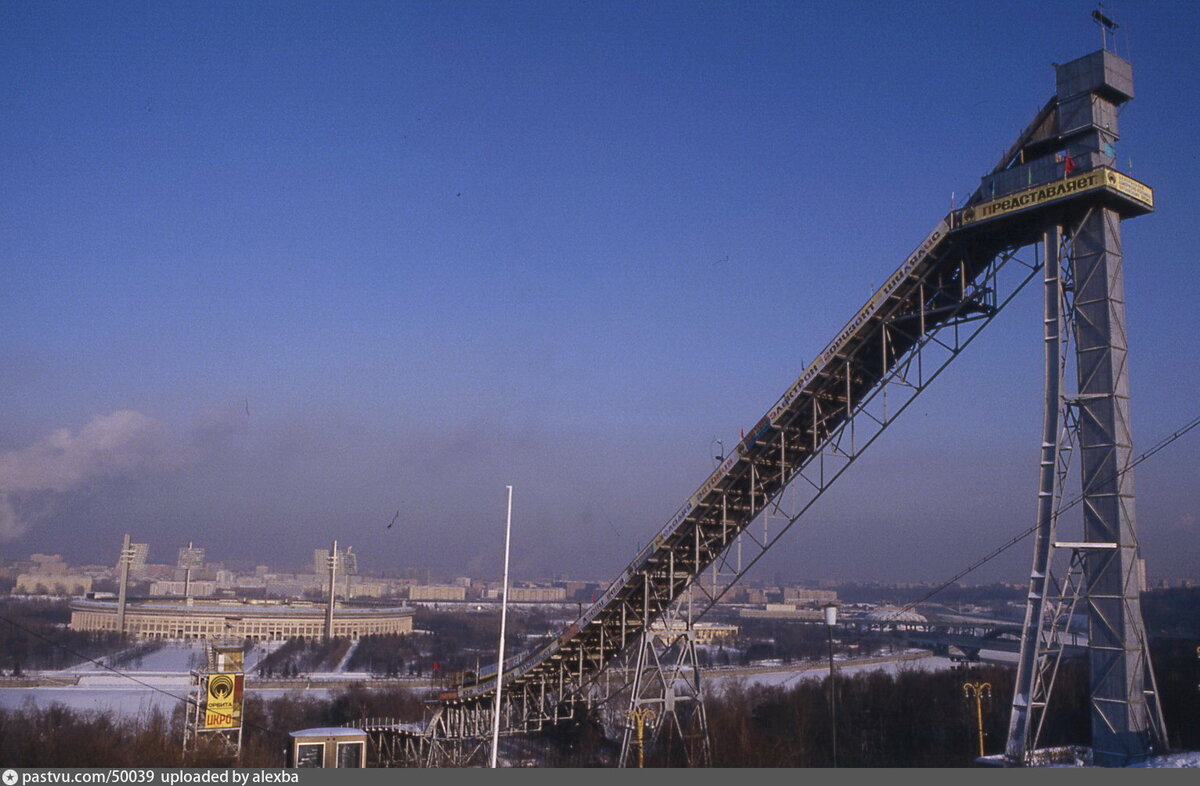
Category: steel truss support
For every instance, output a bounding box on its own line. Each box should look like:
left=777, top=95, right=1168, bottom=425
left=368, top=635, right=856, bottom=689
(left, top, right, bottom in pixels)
left=617, top=597, right=711, bottom=768
left=1007, top=225, right=1079, bottom=762
left=420, top=240, right=1043, bottom=760
left=424, top=737, right=486, bottom=768
left=181, top=670, right=207, bottom=757
left=355, top=721, right=433, bottom=768
left=545, top=237, right=1042, bottom=767
left=1006, top=214, right=1167, bottom=766
left=421, top=705, right=490, bottom=767
left=182, top=654, right=243, bottom=762
left=694, top=243, right=1042, bottom=617
left=421, top=679, right=579, bottom=766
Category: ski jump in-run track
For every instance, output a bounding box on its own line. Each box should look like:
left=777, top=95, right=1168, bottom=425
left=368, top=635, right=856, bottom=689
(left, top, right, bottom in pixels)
left=400, top=47, right=1157, bottom=765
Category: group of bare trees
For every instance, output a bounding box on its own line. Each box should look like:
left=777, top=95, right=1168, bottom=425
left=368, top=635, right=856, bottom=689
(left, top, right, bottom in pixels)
left=1, top=588, right=1196, bottom=767
left=254, top=637, right=350, bottom=678
left=0, top=598, right=131, bottom=674
left=1, top=642, right=1196, bottom=768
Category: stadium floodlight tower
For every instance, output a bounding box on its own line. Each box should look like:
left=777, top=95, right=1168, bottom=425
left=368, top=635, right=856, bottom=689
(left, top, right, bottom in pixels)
left=115, top=533, right=148, bottom=635
left=324, top=539, right=338, bottom=642
left=1002, top=45, right=1167, bottom=767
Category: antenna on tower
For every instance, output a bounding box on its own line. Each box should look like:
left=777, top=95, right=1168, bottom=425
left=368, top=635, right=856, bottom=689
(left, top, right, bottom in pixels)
left=1092, top=4, right=1119, bottom=51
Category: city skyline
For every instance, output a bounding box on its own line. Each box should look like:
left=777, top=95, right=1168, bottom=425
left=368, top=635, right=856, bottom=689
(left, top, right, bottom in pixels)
left=31, top=539, right=1175, bottom=592
left=3, top=2, right=1199, bottom=586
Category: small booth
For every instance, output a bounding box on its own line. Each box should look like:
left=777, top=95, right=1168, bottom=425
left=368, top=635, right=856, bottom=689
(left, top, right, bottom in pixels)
left=288, top=727, right=367, bottom=768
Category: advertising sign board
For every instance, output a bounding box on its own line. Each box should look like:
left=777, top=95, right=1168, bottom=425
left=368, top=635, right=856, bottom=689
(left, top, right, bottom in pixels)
left=203, top=672, right=243, bottom=730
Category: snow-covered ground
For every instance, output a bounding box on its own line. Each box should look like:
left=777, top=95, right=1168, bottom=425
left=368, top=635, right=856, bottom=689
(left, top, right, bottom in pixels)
left=128, top=643, right=206, bottom=672
left=4, top=643, right=1197, bottom=768
left=244, top=640, right=286, bottom=671
left=333, top=639, right=360, bottom=672
left=0, top=679, right=355, bottom=717
left=0, top=641, right=401, bottom=717
left=7, top=648, right=948, bottom=716
left=708, top=652, right=960, bottom=690
left=1132, top=752, right=1200, bottom=768
left=47, top=641, right=286, bottom=677
left=982, top=749, right=1200, bottom=768
left=0, top=680, right=191, bottom=716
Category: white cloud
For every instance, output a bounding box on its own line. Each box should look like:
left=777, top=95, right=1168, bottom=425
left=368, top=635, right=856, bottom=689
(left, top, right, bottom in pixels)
left=0, top=410, right=172, bottom=540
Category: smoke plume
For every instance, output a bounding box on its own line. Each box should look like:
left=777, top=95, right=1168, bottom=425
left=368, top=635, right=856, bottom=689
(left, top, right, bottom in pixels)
left=0, top=410, right=172, bottom=540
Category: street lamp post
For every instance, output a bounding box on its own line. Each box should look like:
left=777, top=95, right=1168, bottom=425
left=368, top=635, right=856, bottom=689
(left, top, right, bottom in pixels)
left=823, top=603, right=838, bottom=768
left=963, top=681, right=992, bottom=759
left=626, top=707, right=656, bottom=768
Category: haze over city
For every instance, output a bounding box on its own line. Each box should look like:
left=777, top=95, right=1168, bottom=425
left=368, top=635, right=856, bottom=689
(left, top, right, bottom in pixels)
left=3, top=1, right=1198, bottom=587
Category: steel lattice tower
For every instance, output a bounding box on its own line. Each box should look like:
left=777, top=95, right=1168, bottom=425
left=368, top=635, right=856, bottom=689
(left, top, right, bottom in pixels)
left=1005, top=49, right=1166, bottom=766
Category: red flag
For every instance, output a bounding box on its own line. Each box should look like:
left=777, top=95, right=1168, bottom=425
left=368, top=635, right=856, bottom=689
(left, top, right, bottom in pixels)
left=432, top=661, right=440, bottom=671
left=1063, top=153, right=1075, bottom=176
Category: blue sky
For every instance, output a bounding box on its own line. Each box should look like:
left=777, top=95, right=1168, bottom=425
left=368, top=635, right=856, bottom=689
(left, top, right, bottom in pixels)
left=2, top=1, right=1198, bottom=585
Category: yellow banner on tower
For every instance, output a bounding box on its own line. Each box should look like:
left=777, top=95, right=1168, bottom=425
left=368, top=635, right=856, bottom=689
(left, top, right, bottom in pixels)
left=203, top=673, right=242, bottom=729
left=956, top=170, right=1105, bottom=227
left=955, top=167, right=1154, bottom=229
left=1106, top=169, right=1154, bottom=209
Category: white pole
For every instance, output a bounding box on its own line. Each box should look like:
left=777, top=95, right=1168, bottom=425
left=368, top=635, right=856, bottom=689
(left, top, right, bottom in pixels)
left=490, top=485, right=514, bottom=768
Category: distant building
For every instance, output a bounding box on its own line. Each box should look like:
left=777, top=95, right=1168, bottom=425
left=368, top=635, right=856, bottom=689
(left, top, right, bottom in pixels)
left=78, top=564, right=116, bottom=579
left=69, top=598, right=413, bottom=641
left=266, top=574, right=328, bottom=599
left=782, top=587, right=838, bottom=604
left=15, top=574, right=92, bottom=595
left=408, top=585, right=467, bottom=602
left=555, top=581, right=601, bottom=602
left=504, top=586, right=566, bottom=603
left=14, top=554, right=93, bottom=595
left=741, top=588, right=768, bottom=604
left=150, top=579, right=218, bottom=597
left=28, top=554, right=70, bottom=574
left=481, top=585, right=567, bottom=602
left=345, top=582, right=388, bottom=599
left=136, top=564, right=176, bottom=581
left=402, top=568, right=432, bottom=583
left=738, top=603, right=823, bottom=621
left=313, top=549, right=331, bottom=576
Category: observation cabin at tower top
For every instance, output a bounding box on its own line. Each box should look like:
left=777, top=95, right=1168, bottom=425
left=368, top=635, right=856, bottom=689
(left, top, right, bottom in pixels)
left=955, top=48, right=1149, bottom=246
